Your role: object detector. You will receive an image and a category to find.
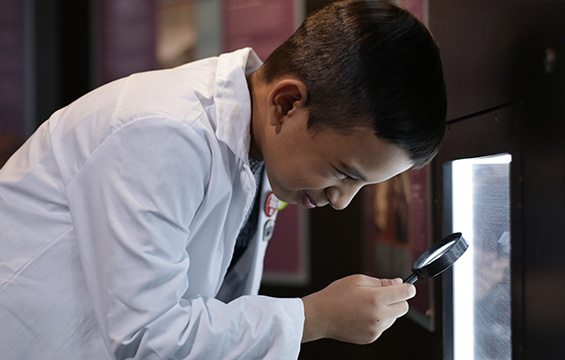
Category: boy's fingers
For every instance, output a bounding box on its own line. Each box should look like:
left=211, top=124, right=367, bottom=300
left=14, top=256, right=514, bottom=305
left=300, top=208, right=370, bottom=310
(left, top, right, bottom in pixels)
left=388, top=298, right=411, bottom=317
left=356, top=276, right=402, bottom=287
left=378, top=283, right=417, bottom=304
left=381, top=277, right=403, bottom=286
left=355, top=276, right=416, bottom=302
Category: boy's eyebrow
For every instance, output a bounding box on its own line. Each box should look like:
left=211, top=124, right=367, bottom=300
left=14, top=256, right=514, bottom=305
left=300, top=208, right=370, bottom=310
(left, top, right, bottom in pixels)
left=339, top=161, right=368, bottom=181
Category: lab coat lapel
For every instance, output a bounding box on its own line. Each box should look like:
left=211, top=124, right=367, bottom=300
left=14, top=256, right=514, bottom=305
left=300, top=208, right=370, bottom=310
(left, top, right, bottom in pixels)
left=244, top=171, right=279, bottom=294
left=215, top=170, right=279, bottom=301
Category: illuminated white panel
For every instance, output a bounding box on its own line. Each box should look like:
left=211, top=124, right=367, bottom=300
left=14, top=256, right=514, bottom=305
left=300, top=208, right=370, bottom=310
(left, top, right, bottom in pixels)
left=451, top=154, right=512, bottom=360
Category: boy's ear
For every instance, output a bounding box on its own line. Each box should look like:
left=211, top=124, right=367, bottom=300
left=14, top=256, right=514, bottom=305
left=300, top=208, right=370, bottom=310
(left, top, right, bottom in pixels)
left=268, top=79, right=308, bottom=126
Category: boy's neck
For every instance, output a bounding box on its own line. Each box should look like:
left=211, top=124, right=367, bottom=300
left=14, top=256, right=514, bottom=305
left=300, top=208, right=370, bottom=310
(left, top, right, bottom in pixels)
left=247, top=70, right=266, bottom=161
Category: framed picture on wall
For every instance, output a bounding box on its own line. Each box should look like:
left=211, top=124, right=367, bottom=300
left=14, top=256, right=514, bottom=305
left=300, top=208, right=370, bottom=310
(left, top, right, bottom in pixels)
left=222, top=0, right=304, bottom=61
left=363, top=166, right=435, bottom=331
left=156, top=0, right=222, bottom=68
left=263, top=204, right=310, bottom=286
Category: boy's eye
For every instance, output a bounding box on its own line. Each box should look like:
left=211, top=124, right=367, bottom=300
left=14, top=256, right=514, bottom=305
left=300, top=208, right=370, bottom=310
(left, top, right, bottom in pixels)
left=334, top=167, right=353, bottom=181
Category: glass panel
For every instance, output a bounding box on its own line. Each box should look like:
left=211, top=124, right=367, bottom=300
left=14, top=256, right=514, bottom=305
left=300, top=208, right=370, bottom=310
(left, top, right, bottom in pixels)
left=450, top=154, right=512, bottom=360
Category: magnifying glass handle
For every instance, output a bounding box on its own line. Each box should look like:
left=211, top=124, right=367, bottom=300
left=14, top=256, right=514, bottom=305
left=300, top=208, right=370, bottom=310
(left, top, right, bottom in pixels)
left=404, top=273, right=418, bottom=284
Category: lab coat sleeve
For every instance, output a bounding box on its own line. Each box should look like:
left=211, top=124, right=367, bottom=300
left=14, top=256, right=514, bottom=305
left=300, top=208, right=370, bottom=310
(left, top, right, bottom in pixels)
left=65, top=116, right=304, bottom=359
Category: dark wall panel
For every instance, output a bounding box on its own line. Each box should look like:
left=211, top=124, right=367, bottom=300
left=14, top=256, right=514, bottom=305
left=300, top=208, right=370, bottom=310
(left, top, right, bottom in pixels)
left=430, top=1, right=565, bottom=358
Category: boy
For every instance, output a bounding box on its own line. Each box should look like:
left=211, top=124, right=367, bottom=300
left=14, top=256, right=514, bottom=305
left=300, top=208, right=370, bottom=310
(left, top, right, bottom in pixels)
left=0, top=0, right=446, bottom=358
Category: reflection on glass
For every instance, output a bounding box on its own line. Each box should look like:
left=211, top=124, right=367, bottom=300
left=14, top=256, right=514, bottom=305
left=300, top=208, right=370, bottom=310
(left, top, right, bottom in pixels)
left=450, top=154, right=512, bottom=360
left=421, top=240, right=456, bottom=267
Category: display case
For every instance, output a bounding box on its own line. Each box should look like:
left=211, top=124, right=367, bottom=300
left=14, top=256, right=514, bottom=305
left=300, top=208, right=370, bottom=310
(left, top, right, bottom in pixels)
left=448, top=154, right=512, bottom=359
left=434, top=104, right=522, bottom=360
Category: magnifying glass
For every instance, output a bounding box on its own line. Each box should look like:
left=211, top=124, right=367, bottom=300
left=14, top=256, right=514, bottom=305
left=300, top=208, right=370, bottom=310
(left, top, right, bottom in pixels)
left=404, top=232, right=469, bottom=284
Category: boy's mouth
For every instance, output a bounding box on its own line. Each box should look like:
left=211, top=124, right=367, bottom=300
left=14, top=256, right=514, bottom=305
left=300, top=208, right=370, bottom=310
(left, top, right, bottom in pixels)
left=300, top=191, right=317, bottom=209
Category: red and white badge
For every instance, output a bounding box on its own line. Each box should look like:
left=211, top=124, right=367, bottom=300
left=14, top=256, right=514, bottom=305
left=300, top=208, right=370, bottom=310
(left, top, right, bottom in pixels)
left=264, top=191, right=287, bottom=217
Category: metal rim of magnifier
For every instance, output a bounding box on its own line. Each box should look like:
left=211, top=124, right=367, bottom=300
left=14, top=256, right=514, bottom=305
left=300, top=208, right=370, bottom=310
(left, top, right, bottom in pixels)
left=404, top=233, right=468, bottom=284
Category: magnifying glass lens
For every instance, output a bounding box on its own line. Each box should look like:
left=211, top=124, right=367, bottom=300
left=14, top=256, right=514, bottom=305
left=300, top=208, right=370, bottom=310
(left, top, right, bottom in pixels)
left=420, top=240, right=456, bottom=267
left=404, top=233, right=468, bottom=284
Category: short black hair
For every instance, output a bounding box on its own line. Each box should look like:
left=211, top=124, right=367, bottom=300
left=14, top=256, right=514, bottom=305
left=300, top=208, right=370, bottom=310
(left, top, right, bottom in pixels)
left=261, top=0, right=447, bottom=168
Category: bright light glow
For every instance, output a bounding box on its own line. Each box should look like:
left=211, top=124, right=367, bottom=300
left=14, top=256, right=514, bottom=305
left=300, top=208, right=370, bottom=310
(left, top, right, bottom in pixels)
left=451, top=153, right=512, bottom=360
left=421, top=240, right=456, bottom=267
left=452, top=158, right=476, bottom=359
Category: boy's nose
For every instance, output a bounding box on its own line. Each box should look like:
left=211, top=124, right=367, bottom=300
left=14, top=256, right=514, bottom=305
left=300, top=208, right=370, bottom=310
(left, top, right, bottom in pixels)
left=326, top=185, right=362, bottom=210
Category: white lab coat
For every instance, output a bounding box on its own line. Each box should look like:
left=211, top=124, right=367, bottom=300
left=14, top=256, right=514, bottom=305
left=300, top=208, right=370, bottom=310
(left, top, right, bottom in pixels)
left=0, top=48, right=304, bottom=359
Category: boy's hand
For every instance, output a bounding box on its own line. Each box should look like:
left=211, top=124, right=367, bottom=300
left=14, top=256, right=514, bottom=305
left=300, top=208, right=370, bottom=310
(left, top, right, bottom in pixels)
left=301, top=274, right=416, bottom=344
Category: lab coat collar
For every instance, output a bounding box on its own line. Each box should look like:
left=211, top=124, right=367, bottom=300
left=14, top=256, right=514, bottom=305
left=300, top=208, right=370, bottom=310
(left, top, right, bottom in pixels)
left=214, top=48, right=263, bottom=165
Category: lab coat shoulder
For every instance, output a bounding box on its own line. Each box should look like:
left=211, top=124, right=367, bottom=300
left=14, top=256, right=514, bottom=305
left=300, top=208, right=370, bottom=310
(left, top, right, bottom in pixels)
left=48, top=60, right=220, bottom=190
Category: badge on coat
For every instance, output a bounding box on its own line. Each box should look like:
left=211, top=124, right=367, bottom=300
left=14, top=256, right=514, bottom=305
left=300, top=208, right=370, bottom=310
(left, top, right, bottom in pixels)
left=264, top=191, right=287, bottom=217
left=263, top=219, right=275, bottom=242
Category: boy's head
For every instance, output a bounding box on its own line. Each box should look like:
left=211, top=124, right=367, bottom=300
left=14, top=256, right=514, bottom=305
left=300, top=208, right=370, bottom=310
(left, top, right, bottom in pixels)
left=260, top=0, right=447, bottom=168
